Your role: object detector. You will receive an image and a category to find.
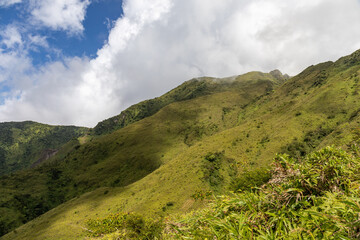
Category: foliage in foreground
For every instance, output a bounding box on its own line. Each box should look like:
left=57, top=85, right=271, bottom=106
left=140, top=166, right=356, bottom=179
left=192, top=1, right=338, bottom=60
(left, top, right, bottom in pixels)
left=170, top=146, right=360, bottom=239
left=86, top=145, right=360, bottom=239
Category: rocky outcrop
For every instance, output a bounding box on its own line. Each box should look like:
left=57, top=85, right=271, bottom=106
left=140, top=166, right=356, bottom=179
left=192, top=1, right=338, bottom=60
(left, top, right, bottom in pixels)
left=30, top=149, right=58, bottom=168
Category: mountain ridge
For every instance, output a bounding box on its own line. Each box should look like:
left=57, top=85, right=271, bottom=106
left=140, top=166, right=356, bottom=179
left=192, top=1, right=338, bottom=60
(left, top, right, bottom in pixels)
left=93, top=70, right=288, bottom=135
left=1, top=49, right=360, bottom=239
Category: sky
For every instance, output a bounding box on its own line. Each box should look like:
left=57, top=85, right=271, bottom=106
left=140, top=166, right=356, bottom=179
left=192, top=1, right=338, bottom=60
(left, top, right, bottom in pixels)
left=0, top=0, right=360, bottom=127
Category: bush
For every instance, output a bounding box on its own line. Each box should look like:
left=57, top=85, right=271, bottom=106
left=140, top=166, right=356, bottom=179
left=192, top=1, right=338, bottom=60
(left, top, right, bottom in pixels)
left=282, top=127, right=333, bottom=158
left=202, top=152, right=224, bottom=188
left=169, top=146, right=360, bottom=239
left=230, top=167, right=270, bottom=191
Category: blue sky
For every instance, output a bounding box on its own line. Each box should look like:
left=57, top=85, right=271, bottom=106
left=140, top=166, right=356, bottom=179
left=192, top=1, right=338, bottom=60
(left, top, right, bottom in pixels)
left=1, top=0, right=360, bottom=127
left=0, top=0, right=123, bottom=65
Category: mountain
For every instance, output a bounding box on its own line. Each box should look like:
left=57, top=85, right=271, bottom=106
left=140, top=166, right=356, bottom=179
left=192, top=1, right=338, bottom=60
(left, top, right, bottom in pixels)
left=93, top=70, right=288, bottom=135
left=0, top=121, right=87, bottom=176
left=0, top=71, right=283, bottom=237
left=1, top=49, right=360, bottom=239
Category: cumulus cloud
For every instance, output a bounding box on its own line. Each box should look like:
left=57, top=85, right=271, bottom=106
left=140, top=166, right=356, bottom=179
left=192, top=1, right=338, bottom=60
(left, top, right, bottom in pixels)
left=30, top=0, right=90, bottom=34
left=0, top=0, right=22, bottom=7
left=1, top=0, right=360, bottom=127
left=0, top=51, right=32, bottom=84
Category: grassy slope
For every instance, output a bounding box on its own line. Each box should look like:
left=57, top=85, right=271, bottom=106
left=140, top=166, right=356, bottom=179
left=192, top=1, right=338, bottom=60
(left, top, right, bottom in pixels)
left=0, top=72, right=281, bottom=238
left=169, top=145, right=360, bottom=239
left=0, top=121, right=87, bottom=176
left=2, top=49, right=360, bottom=239
left=92, top=70, right=288, bottom=135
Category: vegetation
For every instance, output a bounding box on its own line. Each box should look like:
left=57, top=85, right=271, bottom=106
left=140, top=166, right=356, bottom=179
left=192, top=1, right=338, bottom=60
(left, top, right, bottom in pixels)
left=167, top=147, right=360, bottom=239
left=1, top=49, right=360, bottom=239
left=169, top=145, right=360, bottom=239
left=80, top=145, right=360, bottom=239
left=281, top=127, right=334, bottom=158
left=86, top=212, right=164, bottom=239
left=93, top=71, right=286, bottom=135
left=0, top=71, right=280, bottom=237
left=0, top=121, right=87, bottom=176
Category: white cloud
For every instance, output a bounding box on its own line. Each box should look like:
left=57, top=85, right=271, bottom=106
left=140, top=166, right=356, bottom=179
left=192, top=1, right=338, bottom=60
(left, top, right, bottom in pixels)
left=0, top=0, right=22, bottom=7
left=0, top=25, right=49, bottom=55
left=0, top=51, right=32, bottom=83
left=27, top=34, right=49, bottom=49
left=30, top=0, right=90, bottom=34
left=0, top=26, right=31, bottom=86
left=1, top=0, right=360, bottom=127
left=0, top=25, right=23, bottom=49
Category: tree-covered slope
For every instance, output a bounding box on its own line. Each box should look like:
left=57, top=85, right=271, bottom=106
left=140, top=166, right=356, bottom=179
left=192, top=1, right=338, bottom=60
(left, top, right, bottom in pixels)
left=0, top=121, right=87, bottom=176
left=2, top=49, right=360, bottom=239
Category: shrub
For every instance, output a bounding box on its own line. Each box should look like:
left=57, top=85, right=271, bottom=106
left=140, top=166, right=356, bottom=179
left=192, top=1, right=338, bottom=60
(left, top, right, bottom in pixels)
left=282, top=127, right=333, bottom=158
left=230, top=167, right=270, bottom=191
left=169, top=146, right=360, bottom=239
left=202, top=152, right=224, bottom=188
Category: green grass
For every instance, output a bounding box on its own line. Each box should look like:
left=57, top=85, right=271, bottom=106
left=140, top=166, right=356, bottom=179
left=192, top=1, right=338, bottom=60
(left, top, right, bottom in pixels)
left=0, top=71, right=280, bottom=237
left=92, top=71, right=286, bottom=135
left=168, top=145, right=360, bottom=239
left=2, top=49, right=360, bottom=239
left=52, top=145, right=360, bottom=239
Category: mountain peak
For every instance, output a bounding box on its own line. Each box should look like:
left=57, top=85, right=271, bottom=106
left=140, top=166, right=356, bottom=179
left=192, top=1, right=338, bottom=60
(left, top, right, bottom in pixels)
left=335, top=48, right=360, bottom=67
left=269, top=69, right=290, bottom=82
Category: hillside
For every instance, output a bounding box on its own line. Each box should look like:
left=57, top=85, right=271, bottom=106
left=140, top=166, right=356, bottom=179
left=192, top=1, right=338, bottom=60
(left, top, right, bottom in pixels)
left=0, top=121, right=87, bottom=176
left=1, top=49, right=360, bottom=239
left=0, top=71, right=283, bottom=237
left=167, top=145, right=360, bottom=239
left=93, top=69, right=288, bottom=135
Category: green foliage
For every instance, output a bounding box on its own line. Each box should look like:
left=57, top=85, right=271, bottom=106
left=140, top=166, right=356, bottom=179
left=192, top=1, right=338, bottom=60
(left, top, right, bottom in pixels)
left=5, top=48, right=360, bottom=239
left=86, top=212, right=164, bottom=239
left=202, top=152, right=224, bottom=189
left=0, top=194, right=50, bottom=235
left=93, top=79, right=219, bottom=135
left=342, top=49, right=360, bottom=67
left=93, top=71, right=284, bottom=136
left=282, top=127, right=334, bottom=158
left=274, top=146, right=359, bottom=196
left=170, top=146, right=360, bottom=239
left=191, top=190, right=213, bottom=201
left=311, top=70, right=328, bottom=87
left=230, top=167, right=270, bottom=191
left=3, top=71, right=273, bottom=237
left=0, top=121, right=87, bottom=176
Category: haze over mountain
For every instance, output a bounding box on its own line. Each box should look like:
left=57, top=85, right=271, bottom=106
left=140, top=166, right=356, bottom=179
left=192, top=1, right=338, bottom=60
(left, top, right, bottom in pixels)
left=1, top=0, right=360, bottom=126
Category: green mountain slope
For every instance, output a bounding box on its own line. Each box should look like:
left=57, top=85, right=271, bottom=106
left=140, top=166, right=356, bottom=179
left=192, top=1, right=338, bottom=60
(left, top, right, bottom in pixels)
left=0, top=71, right=282, bottom=237
left=0, top=121, right=87, bottom=176
left=2, top=49, right=360, bottom=239
left=93, top=70, right=288, bottom=135
left=168, top=145, right=360, bottom=239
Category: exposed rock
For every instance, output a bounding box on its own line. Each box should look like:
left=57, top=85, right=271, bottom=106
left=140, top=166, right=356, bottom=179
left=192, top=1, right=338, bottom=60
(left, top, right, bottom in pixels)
left=270, top=69, right=290, bottom=82
left=30, top=149, right=58, bottom=168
